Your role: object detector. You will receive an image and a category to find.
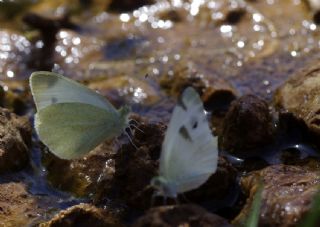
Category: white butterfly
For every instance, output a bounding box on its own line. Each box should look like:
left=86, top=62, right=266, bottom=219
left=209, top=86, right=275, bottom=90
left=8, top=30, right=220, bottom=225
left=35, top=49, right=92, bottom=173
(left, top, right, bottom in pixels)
left=30, top=71, right=130, bottom=159
left=151, top=87, right=218, bottom=198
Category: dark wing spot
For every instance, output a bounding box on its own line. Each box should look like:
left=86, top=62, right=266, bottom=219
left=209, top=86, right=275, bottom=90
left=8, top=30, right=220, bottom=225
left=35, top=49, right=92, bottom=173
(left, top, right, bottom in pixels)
left=192, top=121, right=198, bottom=129
left=191, top=116, right=199, bottom=129
left=179, top=126, right=192, bottom=141
left=51, top=97, right=58, bottom=104
left=177, top=96, right=187, bottom=110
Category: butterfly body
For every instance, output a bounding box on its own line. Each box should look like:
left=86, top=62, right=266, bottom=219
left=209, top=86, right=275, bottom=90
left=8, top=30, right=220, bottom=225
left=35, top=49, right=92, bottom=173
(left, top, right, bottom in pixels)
left=30, top=71, right=130, bottom=159
left=151, top=87, right=218, bottom=198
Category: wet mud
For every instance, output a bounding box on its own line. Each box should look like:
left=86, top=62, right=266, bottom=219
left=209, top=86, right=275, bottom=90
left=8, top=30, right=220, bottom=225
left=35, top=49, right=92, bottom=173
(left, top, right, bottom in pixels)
left=1, top=0, right=320, bottom=226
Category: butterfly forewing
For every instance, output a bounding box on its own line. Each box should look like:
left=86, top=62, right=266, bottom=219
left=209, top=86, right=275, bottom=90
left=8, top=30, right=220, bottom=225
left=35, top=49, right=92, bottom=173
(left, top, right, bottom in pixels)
left=30, top=71, right=117, bottom=113
left=160, top=87, right=218, bottom=194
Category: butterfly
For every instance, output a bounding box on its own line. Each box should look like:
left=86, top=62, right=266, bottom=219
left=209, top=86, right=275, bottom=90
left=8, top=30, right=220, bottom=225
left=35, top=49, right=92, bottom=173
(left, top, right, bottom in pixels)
left=30, top=71, right=131, bottom=159
left=151, top=87, right=218, bottom=198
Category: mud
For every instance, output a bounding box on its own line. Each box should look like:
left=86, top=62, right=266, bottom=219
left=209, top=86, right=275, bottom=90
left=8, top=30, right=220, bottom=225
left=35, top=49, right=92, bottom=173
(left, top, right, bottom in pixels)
left=1, top=0, right=320, bottom=226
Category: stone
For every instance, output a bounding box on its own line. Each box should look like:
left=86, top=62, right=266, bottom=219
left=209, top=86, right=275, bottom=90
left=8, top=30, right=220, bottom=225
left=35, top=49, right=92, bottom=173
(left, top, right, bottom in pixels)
left=274, top=63, right=320, bottom=136
left=0, top=182, right=44, bottom=226
left=133, top=204, right=232, bottom=227
left=220, top=95, right=275, bottom=155
left=233, top=164, right=320, bottom=226
left=0, top=107, right=31, bottom=173
left=40, top=203, right=123, bottom=227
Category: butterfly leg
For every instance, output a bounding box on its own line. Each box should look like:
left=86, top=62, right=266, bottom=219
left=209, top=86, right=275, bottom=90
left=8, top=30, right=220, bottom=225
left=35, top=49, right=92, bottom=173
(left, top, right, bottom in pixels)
left=128, top=119, right=144, bottom=133
left=130, top=123, right=144, bottom=133
left=124, top=130, right=138, bottom=149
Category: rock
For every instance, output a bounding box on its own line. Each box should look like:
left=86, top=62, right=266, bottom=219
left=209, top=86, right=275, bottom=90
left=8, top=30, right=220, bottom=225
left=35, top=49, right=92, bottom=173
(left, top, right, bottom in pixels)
left=111, top=120, right=165, bottom=210
left=0, top=80, right=30, bottom=115
left=233, top=165, right=320, bottom=226
left=42, top=116, right=164, bottom=204
left=185, top=156, right=237, bottom=203
left=107, top=0, right=155, bottom=12
left=133, top=204, right=232, bottom=227
left=159, top=60, right=237, bottom=112
left=0, top=107, right=31, bottom=173
left=220, top=95, right=275, bottom=155
left=274, top=63, right=320, bottom=137
left=42, top=139, right=118, bottom=197
left=306, top=0, right=320, bottom=24
left=40, top=203, right=123, bottom=227
left=0, top=182, right=44, bottom=226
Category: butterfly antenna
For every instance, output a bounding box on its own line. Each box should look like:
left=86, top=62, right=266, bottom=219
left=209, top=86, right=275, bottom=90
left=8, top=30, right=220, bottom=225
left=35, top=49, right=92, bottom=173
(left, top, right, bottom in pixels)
left=129, top=119, right=144, bottom=133
left=124, top=130, right=138, bottom=150
left=127, top=125, right=134, bottom=135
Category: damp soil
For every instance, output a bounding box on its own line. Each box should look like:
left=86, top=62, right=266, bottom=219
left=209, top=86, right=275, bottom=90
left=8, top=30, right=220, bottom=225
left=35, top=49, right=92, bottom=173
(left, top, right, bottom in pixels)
left=1, top=0, right=320, bottom=226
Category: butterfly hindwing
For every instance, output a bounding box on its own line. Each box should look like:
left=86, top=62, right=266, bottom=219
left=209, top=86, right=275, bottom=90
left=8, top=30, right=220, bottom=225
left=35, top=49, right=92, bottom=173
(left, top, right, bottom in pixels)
left=160, top=87, right=218, bottom=194
left=30, top=71, right=117, bottom=113
left=35, top=103, right=124, bottom=159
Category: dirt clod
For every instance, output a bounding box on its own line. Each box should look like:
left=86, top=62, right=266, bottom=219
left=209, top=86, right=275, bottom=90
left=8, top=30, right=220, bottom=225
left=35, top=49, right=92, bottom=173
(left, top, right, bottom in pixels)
left=0, top=182, right=44, bottom=226
left=274, top=63, right=320, bottom=137
left=40, top=203, right=123, bottom=227
left=133, top=204, right=232, bottom=227
left=220, top=95, right=275, bottom=155
left=0, top=107, right=31, bottom=173
left=233, top=164, right=320, bottom=226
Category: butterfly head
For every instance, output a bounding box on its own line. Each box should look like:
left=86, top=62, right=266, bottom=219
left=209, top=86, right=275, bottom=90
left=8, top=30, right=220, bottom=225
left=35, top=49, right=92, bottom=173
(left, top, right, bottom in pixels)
left=150, top=176, right=177, bottom=198
left=119, top=105, right=131, bottom=124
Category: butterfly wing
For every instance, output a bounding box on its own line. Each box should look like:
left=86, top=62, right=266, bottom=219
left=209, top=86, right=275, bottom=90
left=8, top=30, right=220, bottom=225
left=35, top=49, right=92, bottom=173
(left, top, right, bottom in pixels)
left=160, top=87, right=218, bottom=194
left=35, top=102, right=124, bottom=159
left=30, top=71, right=117, bottom=113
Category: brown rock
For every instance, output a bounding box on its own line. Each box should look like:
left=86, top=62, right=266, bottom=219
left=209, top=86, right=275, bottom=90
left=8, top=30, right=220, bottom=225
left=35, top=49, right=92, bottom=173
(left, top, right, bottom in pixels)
left=41, top=116, right=164, bottom=204
left=107, top=0, right=155, bottom=12
left=42, top=139, right=118, bottom=197
left=185, top=156, right=237, bottom=202
left=0, top=107, right=31, bottom=173
left=220, top=95, right=275, bottom=155
left=159, top=60, right=237, bottom=111
left=40, top=203, right=123, bottom=227
left=0, top=182, right=44, bottom=226
left=133, top=204, right=232, bottom=227
left=233, top=164, right=320, bottom=227
left=111, top=120, right=165, bottom=210
left=274, top=63, right=320, bottom=136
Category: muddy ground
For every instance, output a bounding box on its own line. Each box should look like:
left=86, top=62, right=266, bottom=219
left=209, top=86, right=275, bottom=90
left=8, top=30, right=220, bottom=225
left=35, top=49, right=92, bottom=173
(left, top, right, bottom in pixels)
left=1, top=0, right=320, bottom=226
